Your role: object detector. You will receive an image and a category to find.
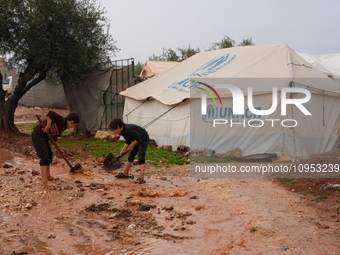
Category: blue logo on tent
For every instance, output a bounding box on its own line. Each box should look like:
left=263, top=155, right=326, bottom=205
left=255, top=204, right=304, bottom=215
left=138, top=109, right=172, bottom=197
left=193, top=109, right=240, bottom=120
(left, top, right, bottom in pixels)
left=191, top=54, right=235, bottom=77
left=166, top=54, right=236, bottom=93
left=201, top=105, right=262, bottom=123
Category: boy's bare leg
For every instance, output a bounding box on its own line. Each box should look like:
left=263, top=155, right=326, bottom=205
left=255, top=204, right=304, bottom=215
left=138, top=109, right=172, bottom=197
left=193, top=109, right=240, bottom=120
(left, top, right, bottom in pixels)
left=140, top=164, right=146, bottom=180
left=47, top=165, right=57, bottom=180
left=41, top=165, right=52, bottom=187
left=123, top=161, right=133, bottom=176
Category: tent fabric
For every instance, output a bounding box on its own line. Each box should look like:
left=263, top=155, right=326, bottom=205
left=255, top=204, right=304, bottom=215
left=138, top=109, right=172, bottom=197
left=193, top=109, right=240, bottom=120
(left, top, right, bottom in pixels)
left=0, top=58, right=10, bottom=81
left=15, top=80, right=68, bottom=109
left=120, top=44, right=340, bottom=159
left=121, top=44, right=340, bottom=105
left=297, top=52, right=340, bottom=83
left=140, top=61, right=179, bottom=79
left=63, top=66, right=115, bottom=134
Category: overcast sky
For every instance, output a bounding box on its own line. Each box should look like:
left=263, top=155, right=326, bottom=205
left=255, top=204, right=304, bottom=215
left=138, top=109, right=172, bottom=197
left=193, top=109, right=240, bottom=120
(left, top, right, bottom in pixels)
left=99, top=0, right=340, bottom=64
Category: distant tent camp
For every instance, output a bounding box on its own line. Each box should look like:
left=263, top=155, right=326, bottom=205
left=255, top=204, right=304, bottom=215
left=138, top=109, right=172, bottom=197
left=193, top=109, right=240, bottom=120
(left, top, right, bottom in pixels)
left=120, top=44, right=340, bottom=160
left=140, top=61, right=179, bottom=80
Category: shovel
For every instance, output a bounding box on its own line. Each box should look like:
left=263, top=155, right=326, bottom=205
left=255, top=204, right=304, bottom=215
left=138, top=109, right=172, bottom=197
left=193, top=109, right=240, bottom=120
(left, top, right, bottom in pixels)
left=35, top=114, right=82, bottom=173
left=104, top=141, right=141, bottom=171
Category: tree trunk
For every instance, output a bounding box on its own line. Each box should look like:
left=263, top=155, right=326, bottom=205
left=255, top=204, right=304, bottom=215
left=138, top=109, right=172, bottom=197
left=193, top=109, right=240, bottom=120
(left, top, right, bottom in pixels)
left=0, top=65, right=47, bottom=133
left=0, top=94, right=19, bottom=133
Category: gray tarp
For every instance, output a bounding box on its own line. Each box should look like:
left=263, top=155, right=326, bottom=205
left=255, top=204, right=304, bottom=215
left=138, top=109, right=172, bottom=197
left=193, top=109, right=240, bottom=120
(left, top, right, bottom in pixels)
left=63, top=66, right=115, bottom=134
left=16, top=80, right=68, bottom=109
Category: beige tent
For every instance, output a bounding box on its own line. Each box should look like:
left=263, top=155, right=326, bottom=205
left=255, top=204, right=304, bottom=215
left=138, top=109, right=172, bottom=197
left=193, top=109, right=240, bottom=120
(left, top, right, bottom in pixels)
left=121, top=44, right=340, bottom=160
left=140, top=61, right=179, bottom=80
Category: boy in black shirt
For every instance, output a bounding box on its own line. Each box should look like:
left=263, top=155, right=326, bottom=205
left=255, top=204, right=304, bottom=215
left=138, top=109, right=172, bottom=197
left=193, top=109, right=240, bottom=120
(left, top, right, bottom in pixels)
left=32, top=111, right=79, bottom=187
left=109, top=118, right=149, bottom=184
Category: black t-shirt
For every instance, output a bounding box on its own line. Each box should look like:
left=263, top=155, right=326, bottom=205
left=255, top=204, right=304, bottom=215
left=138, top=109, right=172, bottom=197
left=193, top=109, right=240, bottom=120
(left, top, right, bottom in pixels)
left=120, top=124, right=149, bottom=145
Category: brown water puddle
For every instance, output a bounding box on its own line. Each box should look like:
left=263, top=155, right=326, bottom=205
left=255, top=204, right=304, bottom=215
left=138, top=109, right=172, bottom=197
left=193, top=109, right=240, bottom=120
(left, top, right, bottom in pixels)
left=0, top=149, right=34, bottom=167
left=0, top=150, right=284, bottom=254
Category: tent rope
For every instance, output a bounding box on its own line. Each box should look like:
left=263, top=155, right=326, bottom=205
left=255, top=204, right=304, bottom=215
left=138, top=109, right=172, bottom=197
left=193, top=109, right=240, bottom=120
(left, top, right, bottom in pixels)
left=293, top=82, right=340, bottom=96
left=289, top=81, right=297, bottom=162
left=123, top=96, right=151, bottom=120
left=287, top=62, right=313, bottom=69
left=143, top=98, right=188, bottom=129
left=323, top=90, right=325, bottom=126
left=104, top=98, right=188, bottom=156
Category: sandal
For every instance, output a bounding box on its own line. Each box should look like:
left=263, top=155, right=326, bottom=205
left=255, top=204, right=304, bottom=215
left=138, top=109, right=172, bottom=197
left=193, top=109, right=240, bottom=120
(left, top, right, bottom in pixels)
left=135, top=178, right=146, bottom=184
left=115, top=172, right=129, bottom=179
left=115, top=172, right=134, bottom=179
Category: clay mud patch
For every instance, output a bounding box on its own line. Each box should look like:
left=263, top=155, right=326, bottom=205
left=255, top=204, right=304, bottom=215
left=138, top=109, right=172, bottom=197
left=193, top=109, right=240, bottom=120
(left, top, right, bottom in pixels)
left=80, top=200, right=190, bottom=244
left=2, top=136, right=340, bottom=254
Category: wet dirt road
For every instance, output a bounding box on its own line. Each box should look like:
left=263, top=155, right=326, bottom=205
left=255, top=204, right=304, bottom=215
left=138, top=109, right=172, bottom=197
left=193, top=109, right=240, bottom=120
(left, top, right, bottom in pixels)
left=0, top=150, right=339, bottom=255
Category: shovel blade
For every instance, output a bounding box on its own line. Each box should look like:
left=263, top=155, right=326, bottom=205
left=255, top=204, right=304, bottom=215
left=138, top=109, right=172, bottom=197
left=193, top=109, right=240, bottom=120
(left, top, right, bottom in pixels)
left=104, top=153, right=116, bottom=168
left=107, top=161, right=122, bottom=171
left=70, top=163, right=82, bottom=173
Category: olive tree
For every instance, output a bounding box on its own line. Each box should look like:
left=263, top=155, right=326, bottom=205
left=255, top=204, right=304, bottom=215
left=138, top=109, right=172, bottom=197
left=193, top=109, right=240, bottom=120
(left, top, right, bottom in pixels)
left=0, top=0, right=118, bottom=132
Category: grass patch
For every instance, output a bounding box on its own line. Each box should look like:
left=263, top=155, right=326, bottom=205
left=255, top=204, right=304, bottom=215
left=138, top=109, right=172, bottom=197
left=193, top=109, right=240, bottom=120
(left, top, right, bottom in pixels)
left=58, top=137, right=190, bottom=167
left=146, top=147, right=189, bottom=167
left=11, top=135, right=23, bottom=139
left=16, top=123, right=36, bottom=134
left=250, top=226, right=259, bottom=233
left=280, top=178, right=298, bottom=186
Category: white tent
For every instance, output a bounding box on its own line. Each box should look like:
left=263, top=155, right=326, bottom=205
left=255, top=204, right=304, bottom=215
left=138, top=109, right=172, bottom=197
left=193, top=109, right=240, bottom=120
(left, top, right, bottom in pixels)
left=121, top=44, right=340, bottom=160
left=297, top=52, right=340, bottom=83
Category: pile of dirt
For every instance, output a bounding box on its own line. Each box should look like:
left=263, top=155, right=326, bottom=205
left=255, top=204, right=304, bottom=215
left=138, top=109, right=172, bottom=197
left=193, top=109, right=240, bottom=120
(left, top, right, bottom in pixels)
left=273, top=149, right=340, bottom=223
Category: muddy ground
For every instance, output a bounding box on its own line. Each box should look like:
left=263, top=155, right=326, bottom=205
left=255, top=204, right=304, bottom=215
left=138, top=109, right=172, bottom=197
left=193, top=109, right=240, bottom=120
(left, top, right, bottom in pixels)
left=0, top=106, right=339, bottom=254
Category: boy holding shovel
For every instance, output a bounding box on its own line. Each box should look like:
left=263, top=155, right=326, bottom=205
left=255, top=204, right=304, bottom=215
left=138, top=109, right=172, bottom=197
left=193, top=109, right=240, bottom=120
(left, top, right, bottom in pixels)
left=109, top=118, right=149, bottom=184
left=31, top=111, right=79, bottom=187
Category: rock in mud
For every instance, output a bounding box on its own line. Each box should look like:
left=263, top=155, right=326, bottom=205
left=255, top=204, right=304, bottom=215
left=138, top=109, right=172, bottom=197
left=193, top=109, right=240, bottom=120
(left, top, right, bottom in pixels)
left=85, top=203, right=111, bottom=211
left=161, top=145, right=172, bottom=151
left=3, top=163, right=13, bottom=168
left=161, top=206, right=174, bottom=211
left=25, top=203, right=33, bottom=209
left=137, top=204, right=152, bottom=211
left=186, top=220, right=196, bottom=224
left=47, top=233, right=56, bottom=238
left=177, top=145, right=190, bottom=153
left=194, top=206, right=204, bottom=211
left=31, top=169, right=40, bottom=175
left=277, top=155, right=292, bottom=162
left=109, top=213, right=118, bottom=219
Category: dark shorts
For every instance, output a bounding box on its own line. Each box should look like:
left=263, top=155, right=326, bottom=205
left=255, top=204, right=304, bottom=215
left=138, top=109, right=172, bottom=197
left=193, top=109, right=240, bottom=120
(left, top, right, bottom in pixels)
left=31, top=129, right=53, bottom=166
left=128, top=139, right=149, bottom=165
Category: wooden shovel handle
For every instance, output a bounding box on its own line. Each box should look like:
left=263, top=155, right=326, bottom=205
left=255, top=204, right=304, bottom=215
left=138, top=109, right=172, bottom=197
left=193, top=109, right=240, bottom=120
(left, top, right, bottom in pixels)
left=35, top=114, right=73, bottom=168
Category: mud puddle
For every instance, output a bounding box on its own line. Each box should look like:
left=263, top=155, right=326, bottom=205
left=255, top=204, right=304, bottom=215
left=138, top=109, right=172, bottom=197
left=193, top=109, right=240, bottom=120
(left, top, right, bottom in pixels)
left=0, top=150, right=34, bottom=168
left=0, top=150, right=305, bottom=254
